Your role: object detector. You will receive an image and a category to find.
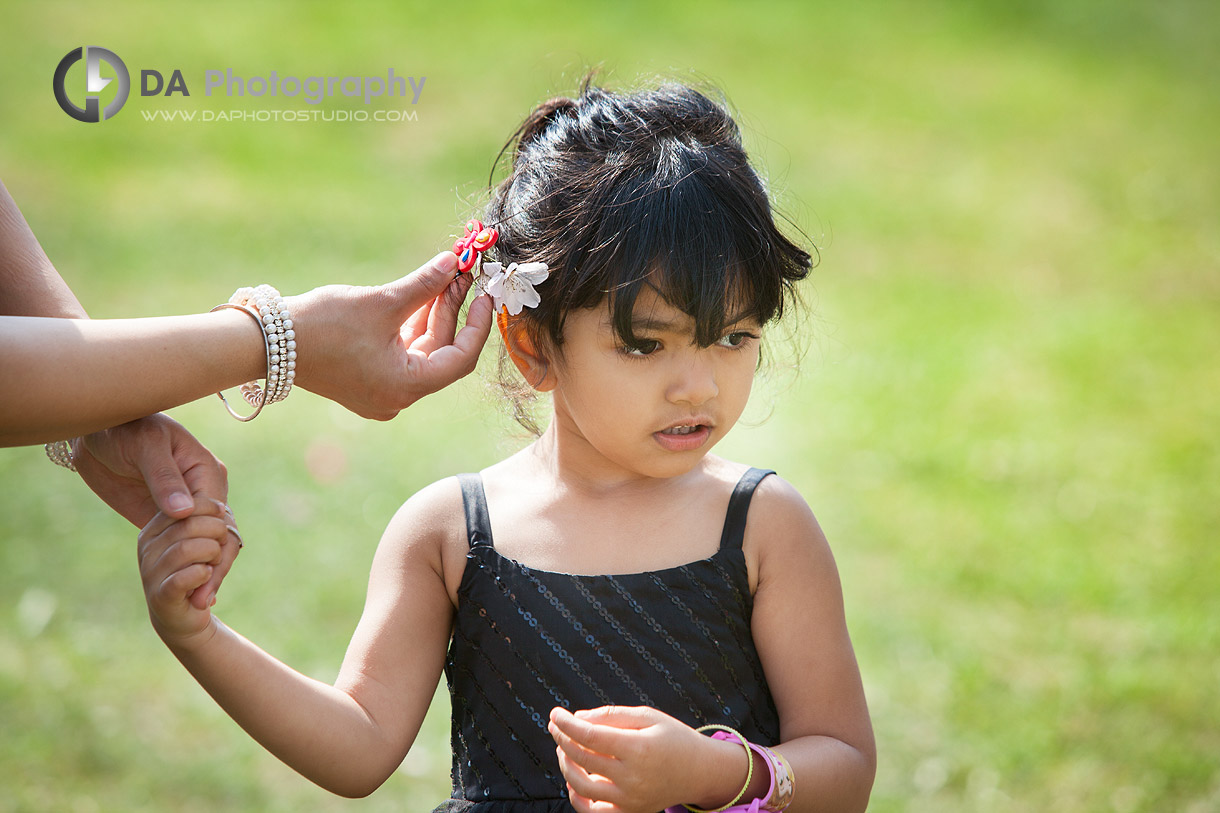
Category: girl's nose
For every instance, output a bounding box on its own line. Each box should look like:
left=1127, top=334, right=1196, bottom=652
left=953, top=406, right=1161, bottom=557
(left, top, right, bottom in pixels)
left=665, top=353, right=719, bottom=406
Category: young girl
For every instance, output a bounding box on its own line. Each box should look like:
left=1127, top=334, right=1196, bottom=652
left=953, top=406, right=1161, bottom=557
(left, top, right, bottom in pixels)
left=138, top=79, right=875, bottom=813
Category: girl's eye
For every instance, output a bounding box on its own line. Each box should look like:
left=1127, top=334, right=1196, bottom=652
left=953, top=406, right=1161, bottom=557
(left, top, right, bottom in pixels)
left=623, top=339, right=661, bottom=357
left=717, top=331, right=759, bottom=349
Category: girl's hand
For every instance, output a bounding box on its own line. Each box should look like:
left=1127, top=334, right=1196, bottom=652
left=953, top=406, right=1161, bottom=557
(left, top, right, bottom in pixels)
left=548, top=705, right=732, bottom=813
left=137, top=502, right=232, bottom=648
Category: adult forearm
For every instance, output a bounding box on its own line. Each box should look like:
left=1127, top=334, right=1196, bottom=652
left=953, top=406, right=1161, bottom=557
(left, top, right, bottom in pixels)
left=168, top=619, right=403, bottom=798
left=0, top=179, right=87, bottom=318
left=0, top=310, right=264, bottom=446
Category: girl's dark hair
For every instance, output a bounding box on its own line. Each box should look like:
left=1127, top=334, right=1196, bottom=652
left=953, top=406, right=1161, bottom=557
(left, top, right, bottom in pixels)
left=487, top=77, right=812, bottom=353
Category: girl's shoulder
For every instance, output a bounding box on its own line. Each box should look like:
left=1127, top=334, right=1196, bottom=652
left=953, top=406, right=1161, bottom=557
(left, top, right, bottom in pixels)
left=732, top=465, right=833, bottom=593
left=705, top=455, right=818, bottom=528
left=380, top=475, right=477, bottom=607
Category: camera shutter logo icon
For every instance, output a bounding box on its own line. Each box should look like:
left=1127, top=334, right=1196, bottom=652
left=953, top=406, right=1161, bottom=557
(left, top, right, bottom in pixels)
left=53, top=46, right=130, bottom=122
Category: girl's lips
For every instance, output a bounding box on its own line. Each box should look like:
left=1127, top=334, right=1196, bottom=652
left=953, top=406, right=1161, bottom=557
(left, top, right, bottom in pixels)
left=653, top=424, right=712, bottom=452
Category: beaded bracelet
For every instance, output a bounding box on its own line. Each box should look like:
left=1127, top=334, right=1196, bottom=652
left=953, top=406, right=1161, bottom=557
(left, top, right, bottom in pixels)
left=211, top=285, right=296, bottom=421
left=44, top=440, right=77, bottom=471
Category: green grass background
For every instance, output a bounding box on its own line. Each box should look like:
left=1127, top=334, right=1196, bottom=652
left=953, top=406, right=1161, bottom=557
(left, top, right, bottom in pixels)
left=2, top=1, right=1218, bottom=810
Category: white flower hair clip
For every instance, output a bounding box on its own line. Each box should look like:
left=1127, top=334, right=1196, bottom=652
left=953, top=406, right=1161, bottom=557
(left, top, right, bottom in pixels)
left=478, top=261, right=550, bottom=316
left=451, top=219, right=549, bottom=316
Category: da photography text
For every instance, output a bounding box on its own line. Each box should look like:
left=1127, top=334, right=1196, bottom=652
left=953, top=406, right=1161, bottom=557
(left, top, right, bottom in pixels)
left=54, top=45, right=425, bottom=123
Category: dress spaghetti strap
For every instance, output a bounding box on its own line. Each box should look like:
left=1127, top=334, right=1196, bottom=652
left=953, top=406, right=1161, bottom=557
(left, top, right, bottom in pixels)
left=718, top=468, right=776, bottom=552
left=457, top=473, right=493, bottom=549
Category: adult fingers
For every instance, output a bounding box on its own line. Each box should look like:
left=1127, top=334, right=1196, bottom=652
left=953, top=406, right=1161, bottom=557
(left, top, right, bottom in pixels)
left=402, top=293, right=436, bottom=344
left=422, top=271, right=475, bottom=348
left=453, top=291, right=494, bottom=357
left=382, top=252, right=461, bottom=322
left=132, top=434, right=196, bottom=519
left=174, top=432, right=229, bottom=509
left=402, top=293, right=493, bottom=395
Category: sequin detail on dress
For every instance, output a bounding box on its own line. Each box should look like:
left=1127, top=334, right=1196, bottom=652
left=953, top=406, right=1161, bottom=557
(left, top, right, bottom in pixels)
left=438, top=468, right=780, bottom=812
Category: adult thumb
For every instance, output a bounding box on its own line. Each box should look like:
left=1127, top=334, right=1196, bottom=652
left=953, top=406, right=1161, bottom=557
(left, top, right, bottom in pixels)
left=384, top=251, right=460, bottom=319
left=135, top=444, right=195, bottom=518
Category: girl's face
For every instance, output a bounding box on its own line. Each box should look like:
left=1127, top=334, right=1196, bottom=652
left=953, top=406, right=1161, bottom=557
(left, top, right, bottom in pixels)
left=546, top=286, right=760, bottom=482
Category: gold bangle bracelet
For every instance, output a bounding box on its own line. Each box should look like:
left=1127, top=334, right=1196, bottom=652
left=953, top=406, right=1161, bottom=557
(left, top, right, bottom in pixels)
left=684, top=725, right=754, bottom=813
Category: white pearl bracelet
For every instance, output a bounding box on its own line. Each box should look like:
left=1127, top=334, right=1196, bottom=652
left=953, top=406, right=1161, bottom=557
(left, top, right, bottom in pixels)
left=211, top=284, right=297, bottom=421
left=45, top=439, right=77, bottom=471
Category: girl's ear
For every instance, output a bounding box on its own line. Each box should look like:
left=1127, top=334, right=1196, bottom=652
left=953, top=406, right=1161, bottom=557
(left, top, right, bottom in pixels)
left=498, top=310, right=557, bottom=392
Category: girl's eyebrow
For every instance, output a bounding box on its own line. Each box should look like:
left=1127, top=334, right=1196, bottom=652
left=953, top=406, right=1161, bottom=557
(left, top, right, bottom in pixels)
left=622, top=312, right=761, bottom=335
left=628, top=316, right=687, bottom=332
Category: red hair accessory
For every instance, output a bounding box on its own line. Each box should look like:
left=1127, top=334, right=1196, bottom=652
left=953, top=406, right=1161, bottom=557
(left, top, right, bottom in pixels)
left=453, top=219, right=499, bottom=273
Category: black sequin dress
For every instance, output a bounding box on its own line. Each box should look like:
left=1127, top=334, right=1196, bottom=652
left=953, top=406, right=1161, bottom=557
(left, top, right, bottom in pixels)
left=432, top=468, right=780, bottom=813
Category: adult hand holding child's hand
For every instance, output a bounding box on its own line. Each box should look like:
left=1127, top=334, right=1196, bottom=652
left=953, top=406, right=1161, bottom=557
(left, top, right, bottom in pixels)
left=138, top=500, right=234, bottom=649
left=73, top=413, right=238, bottom=610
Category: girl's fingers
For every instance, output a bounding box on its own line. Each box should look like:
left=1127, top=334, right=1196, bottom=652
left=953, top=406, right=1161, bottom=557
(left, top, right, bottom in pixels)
left=565, top=786, right=599, bottom=813
left=140, top=518, right=227, bottom=589
left=550, top=720, right=620, bottom=779
left=565, top=784, right=625, bottom=813
left=550, top=707, right=633, bottom=755
left=573, top=704, right=660, bottom=728
left=155, top=562, right=213, bottom=606
left=556, top=747, right=620, bottom=809
left=189, top=520, right=242, bottom=610
left=153, top=534, right=224, bottom=578
left=138, top=498, right=229, bottom=551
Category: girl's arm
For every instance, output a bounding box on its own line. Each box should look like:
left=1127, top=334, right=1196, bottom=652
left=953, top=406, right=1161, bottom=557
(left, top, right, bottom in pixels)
left=549, top=476, right=875, bottom=813
left=743, top=475, right=877, bottom=811
left=138, top=482, right=460, bottom=797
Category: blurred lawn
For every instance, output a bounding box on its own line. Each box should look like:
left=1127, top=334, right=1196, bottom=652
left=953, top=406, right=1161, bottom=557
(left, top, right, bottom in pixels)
left=2, top=1, right=1218, bottom=811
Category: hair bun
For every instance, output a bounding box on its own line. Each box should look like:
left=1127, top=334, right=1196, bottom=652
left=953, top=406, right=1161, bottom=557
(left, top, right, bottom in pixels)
left=516, top=96, right=577, bottom=154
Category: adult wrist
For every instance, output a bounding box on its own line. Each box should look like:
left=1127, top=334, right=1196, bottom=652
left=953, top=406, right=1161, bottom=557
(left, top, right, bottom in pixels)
left=211, top=285, right=297, bottom=421
left=280, top=291, right=319, bottom=391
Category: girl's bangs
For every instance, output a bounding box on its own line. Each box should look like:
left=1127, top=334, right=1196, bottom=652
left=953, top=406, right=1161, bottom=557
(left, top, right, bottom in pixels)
left=589, top=167, right=786, bottom=347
